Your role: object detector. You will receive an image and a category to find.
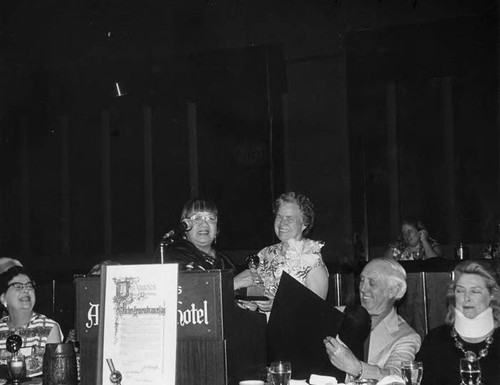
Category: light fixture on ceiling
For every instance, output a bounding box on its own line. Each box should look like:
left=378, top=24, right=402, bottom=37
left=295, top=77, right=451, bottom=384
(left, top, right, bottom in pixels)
left=112, top=81, right=128, bottom=97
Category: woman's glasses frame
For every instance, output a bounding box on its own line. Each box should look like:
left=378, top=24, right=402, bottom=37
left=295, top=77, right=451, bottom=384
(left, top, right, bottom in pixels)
left=7, top=282, right=36, bottom=292
left=188, top=213, right=218, bottom=225
left=275, top=214, right=301, bottom=224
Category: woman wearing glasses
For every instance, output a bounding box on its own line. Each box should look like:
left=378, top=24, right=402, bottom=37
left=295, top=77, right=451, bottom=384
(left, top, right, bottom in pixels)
left=0, top=263, right=63, bottom=377
left=239, top=192, right=329, bottom=313
left=162, top=197, right=257, bottom=290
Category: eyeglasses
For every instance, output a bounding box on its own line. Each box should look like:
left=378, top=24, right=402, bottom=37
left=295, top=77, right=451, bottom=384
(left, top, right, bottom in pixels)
left=275, top=214, right=301, bottom=224
left=7, top=282, right=36, bottom=292
left=188, top=213, right=218, bottom=224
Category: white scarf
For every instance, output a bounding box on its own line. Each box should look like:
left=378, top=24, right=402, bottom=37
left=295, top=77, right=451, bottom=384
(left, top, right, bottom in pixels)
left=454, top=307, right=494, bottom=338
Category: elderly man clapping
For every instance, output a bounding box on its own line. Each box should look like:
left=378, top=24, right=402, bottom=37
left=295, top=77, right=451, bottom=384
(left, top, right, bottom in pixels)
left=324, top=257, right=421, bottom=382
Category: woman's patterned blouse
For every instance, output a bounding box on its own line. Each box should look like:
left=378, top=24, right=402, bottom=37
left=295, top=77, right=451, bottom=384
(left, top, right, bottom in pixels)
left=256, top=238, right=327, bottom=297
left=389, top=237, right=439, bottom=261
left=0, top=313, right=63, bottom=377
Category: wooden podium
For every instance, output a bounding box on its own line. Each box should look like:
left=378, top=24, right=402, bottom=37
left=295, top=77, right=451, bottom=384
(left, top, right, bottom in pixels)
left=75, top=269, right=267, bottom=385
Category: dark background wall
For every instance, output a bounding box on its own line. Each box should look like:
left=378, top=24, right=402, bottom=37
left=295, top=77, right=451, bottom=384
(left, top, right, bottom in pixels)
left=0, top=0, right=498, bottom=277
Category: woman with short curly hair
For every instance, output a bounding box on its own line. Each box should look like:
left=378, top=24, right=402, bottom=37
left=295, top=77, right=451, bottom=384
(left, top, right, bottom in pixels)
left=0, top=263, right=63, bottom=378
left=238, top=192, right=329, bottom=314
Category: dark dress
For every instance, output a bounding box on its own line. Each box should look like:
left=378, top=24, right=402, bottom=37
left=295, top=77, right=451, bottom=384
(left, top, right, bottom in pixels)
left=162, top=239, right=262, bottom=384
left=162, top=238, right=237, bottom=272
left=416, top=324, right=500, bottom=385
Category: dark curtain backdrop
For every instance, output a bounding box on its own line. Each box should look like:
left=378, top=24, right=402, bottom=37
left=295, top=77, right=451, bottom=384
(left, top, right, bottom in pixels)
left=347, top=15, right=498, bottom=254
left=0, top=44, right=286, bottom=272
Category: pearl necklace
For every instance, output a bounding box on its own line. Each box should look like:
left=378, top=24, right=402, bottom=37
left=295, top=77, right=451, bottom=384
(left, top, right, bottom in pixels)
left=451, top=327, right=494, bottom=361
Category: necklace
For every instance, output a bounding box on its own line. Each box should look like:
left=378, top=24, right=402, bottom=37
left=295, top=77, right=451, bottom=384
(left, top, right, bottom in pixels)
left=451, top=327, right=494, bottom=361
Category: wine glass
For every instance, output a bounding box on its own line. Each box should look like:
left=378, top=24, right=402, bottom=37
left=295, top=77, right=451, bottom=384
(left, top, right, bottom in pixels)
left=7, top=354, right=26, bottom=385
left=268, top=361, right=291, bottom=385
left=401, top=361, right=423, bottom=385
left=460, top=358, right=481, bottom=385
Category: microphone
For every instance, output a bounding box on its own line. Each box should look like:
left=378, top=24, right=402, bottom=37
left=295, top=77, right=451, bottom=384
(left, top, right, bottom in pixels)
left=161, top=219, right=192, bottom=242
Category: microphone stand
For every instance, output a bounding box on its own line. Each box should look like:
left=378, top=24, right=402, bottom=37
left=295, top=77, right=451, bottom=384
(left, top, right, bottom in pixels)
left=158, top=219, right=191, bottom=265
left=159, top=229, right=177, bottom=264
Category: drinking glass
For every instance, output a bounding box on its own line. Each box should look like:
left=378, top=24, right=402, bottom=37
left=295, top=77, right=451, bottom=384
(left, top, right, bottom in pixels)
left=269, top=361, right=291, bottom=385
left=460, top=358, right=481, bottom=385
left=7, top=355, right=26, bottom=384
left=401, top=361, right=423, bottom=385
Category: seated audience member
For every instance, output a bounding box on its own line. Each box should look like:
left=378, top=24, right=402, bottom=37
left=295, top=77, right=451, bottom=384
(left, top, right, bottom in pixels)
left=0, top=263, right=63, bottom=377
left=238, top=192, right=329, bottom=313
left=324, top=257, right=421, bottom=382
left=385, top=217, right=443, bottom=261
left=0, top=258, right=23, bottom=318
left=162, top=197, right=256, bottom=290
left=416, top=260, right=500, bottom=385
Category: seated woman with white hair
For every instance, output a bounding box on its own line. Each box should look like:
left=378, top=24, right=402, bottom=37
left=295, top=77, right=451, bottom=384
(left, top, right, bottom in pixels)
left=324, top=257, right=421, bottom=382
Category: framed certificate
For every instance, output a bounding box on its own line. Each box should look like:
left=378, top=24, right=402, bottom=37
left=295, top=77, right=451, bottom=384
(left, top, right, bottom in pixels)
left=96, top=264, right=178, bottom=385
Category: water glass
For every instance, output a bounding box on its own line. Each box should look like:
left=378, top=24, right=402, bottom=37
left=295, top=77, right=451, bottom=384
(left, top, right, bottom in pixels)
left=460, top=358, right=481, bottom=385
left=269, top=361, right=291, bottom=385
left=401, top=361, right=423, bottom=385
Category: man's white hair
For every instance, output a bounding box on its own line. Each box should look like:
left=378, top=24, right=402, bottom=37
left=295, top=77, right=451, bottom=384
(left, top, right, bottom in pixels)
left=368, top=257, right=407, bottom=300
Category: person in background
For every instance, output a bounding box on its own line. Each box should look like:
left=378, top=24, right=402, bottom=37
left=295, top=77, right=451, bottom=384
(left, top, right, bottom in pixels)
left=0, top=258, right=22, bottom=277
left=88, top=259, right=121, bottom=276
left=324, top=257, right=421, bottom=382
left=162, top=197, right=257, bottom=290
left=238, top=192, right=329, bottom=313
left=385, top=217, right=443, bottom=261
left=416, top=260, right=500, bottom=385
left=0, top=264, right=63, bottom=377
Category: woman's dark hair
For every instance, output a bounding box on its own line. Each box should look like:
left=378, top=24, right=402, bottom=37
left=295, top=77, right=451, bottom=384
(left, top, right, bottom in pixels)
left=445, top=260, right=500, bottom=327
left=391, top=217, right=428, bottom=249
left=180, top=197, right=218, bottom=220
left=0, top=266, right=32, bottom=295
left=401, top=217, right=427, bottom=233
left=273, top=192, right=315, bottom=236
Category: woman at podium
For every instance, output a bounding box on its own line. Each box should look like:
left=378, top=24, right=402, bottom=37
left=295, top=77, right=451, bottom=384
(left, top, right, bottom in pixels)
left=162, top=197, right=258, bottom=290
left=0, top=260, right=63, bottom=377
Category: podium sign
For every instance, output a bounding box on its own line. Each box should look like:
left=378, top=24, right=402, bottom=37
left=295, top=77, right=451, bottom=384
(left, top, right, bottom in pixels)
left=97, top=264, right=178, bottom=385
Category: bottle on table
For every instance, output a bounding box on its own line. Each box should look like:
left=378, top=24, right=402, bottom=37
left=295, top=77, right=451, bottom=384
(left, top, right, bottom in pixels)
left=455, top=242, right=469, bottom=260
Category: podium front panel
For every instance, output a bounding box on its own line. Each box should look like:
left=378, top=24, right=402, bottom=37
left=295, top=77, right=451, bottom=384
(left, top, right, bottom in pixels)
left=75, top=270, right=234, bottom=385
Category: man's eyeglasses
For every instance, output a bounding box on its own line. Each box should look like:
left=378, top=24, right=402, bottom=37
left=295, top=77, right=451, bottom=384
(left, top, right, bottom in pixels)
left=7, top=282, right=36, bottom=292
left=188, top=213, right=218, bottom=224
